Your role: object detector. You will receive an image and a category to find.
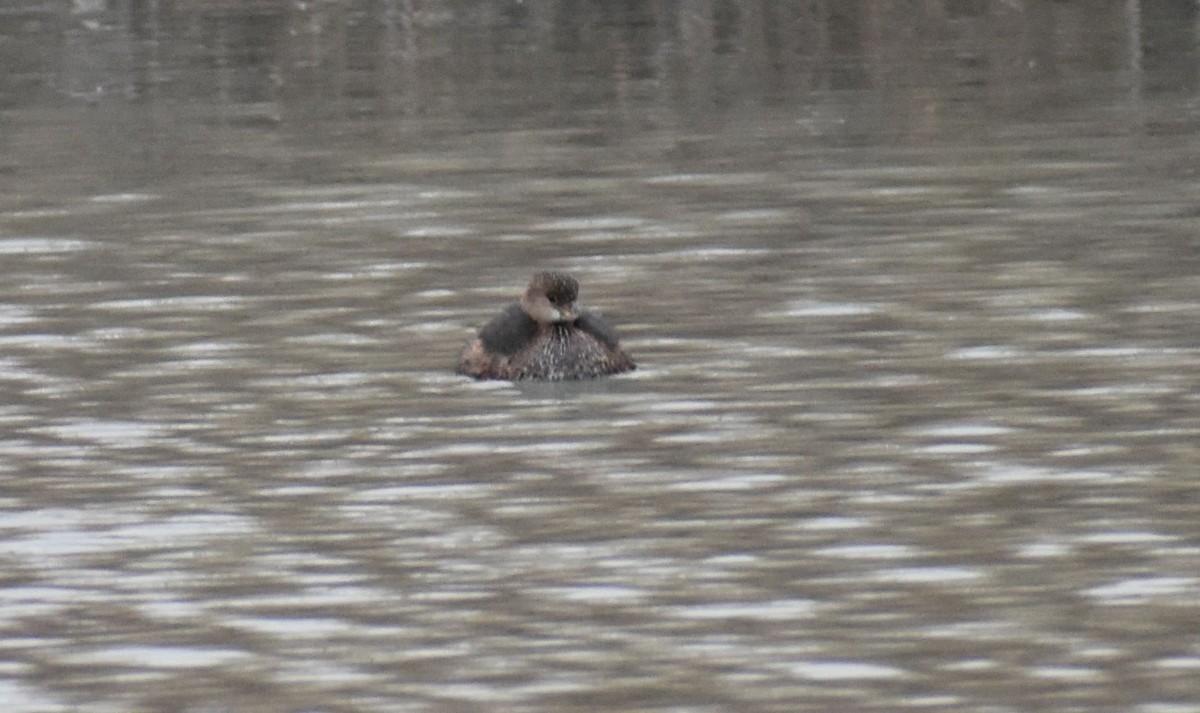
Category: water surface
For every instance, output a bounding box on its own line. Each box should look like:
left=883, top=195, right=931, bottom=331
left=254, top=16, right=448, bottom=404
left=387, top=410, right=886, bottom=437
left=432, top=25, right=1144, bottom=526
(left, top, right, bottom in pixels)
left=2, top=3, right=1199, bottom=712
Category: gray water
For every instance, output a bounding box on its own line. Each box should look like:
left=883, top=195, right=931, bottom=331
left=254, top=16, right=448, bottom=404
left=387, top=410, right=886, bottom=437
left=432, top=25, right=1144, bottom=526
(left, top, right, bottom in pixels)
left=2, top=2, right=1200, bottom=712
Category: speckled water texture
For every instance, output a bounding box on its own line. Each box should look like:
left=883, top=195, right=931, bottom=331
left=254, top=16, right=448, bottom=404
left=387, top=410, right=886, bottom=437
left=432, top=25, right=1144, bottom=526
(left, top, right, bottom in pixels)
left=1, top=2, right=1199, bottom=712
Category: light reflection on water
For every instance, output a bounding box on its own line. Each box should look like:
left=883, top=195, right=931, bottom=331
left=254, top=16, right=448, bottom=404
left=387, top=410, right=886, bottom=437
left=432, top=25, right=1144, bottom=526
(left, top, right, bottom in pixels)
left=2, top=14, right=1200, bottom=713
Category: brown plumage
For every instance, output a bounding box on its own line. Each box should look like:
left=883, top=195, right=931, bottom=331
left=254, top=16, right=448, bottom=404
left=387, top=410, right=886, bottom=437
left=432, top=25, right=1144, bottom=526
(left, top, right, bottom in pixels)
left=457, top=272, right=636, bottom=381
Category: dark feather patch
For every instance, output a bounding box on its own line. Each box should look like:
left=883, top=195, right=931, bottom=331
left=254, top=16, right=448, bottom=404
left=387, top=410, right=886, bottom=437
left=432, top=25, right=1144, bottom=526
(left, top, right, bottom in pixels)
left=575, top=311, right=622, bottom=350
left=478, top=302, right=539, bottom=356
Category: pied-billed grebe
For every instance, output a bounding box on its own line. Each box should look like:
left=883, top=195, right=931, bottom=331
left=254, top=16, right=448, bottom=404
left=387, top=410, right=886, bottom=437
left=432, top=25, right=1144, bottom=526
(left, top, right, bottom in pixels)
left=457, top=271, right=636, bottom=381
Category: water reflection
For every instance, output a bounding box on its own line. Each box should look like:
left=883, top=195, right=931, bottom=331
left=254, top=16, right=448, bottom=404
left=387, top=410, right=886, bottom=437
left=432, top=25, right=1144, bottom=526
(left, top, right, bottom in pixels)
left=2, top=2, right=1200, bottom=713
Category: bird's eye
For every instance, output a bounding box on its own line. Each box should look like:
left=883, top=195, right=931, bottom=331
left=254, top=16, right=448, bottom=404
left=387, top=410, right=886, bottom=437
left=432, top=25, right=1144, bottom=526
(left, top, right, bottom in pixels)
left=548, top=296, right=558, bottom=304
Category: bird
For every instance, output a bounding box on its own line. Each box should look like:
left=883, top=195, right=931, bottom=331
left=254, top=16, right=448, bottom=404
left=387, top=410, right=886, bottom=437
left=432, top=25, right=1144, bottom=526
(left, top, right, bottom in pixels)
left=457, top=271, right=635, bottom=381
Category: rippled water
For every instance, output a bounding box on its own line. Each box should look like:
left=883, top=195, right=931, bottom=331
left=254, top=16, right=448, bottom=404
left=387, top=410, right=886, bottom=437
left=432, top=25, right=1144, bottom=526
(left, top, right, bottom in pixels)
left=3, top=4, right=1200, bottom=713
